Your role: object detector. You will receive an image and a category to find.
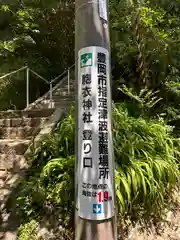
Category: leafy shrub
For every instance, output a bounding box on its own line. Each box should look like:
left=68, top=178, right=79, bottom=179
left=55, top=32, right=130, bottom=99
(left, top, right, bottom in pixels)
left=113, top=104, right=180, bottom=219
left=118, top=86, right=162, bottom=118
left=40, top=155, right=75, bottom=226
left=28, top=107, right=75, bottom=165
left=16, top=104, right=180, bottom=229
left=16, top=173, right=47, bottom=222
left=18, top=220, right=38, bottom=240
left=16, top=109, right=75, bottom=227
left=16, top=156, right=74, bottom=228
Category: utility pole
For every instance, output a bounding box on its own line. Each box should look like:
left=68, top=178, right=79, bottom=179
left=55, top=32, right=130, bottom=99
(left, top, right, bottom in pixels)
left=75, top=0, right=117, bottom=240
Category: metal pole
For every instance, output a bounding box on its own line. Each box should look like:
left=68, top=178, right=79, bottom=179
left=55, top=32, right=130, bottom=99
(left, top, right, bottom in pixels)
left=50, top=82, right=53, bottom=108
left=68, top=68, right=70, bottom=94
left=26, top=67, right=29, bottom=108
left=75, top=0, right=117, bottom=239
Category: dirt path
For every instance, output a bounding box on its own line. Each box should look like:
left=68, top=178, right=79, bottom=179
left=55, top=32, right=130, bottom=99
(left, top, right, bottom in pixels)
left=0, top=173, right=20, bottom=240
left=124, top=209, right=180, bottom=240
left=122, top=192, right=180, bottom=240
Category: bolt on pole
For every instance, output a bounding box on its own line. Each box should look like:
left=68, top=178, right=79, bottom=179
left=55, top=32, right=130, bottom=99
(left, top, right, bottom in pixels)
left=75, top=0, right=117, bottom=239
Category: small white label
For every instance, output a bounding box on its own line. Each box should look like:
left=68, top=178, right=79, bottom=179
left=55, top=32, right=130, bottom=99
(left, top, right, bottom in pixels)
left=99, top=0, right=108, bottom=21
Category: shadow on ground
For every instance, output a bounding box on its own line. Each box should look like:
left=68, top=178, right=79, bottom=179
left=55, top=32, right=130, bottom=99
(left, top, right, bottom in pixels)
left=0, top=161, right=23, bottom=240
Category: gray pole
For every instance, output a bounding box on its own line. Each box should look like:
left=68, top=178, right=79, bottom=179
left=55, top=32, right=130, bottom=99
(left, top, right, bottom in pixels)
left=26, top=67, right=29, bottom=108
left=75, top=0, right=117, bottom=239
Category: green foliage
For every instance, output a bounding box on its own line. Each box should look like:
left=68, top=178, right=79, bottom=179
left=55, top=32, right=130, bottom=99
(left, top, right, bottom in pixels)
left=118, top=86, right=162, bottom=117
left=0, top=0, right=74, bottom=75
left=40, top=156, right=74, bottom=225
left=16, top=105, right=180, bottom=231
left=113, top=104, right=180, bottom=218
left=0, top=0, right=74, bottom=110
left=0, top=68, right=48, bottom=110
left=16, top=156, right=74, bottom=228
left=1, top=0, right=180, bottom=112
left=16, top=108, right=75, bottom=228
left=18, top=220, right=38, bottom=240
left=29, top=107, right=75, bottom=164
left=17, top=175, right=46, bottom=220
left=110, top=0, right=180, bottom=91
left=110, top=0, right=180, bottom=130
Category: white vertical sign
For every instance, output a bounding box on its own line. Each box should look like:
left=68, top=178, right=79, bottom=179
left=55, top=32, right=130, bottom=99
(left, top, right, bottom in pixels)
left=99, top=0, right=108, bottom=22
left=77, top=46, right=115, bottom=220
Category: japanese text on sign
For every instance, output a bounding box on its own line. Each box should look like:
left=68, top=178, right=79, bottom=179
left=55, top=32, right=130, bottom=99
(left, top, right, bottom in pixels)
left=77, top=46, right=115, bottom=220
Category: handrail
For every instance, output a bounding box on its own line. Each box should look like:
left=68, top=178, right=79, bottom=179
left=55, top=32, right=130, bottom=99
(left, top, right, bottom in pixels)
left=29, top=69, right=49, bottom=84
left=27, top=64, right=75, bottom=110
left=25, top=73, right=68, bottom=110
left=0, top=66, right=27, bottom=80
left=0, top=65, right=49, bottom=84
left=50, top=63, right=75, bottom=84
left=0, top=63, right=75, bottom=109
left=0, top=63, right=75, bottom=84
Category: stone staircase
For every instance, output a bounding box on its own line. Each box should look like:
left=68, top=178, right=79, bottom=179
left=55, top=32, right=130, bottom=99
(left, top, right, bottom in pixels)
left=37, top=85, right=75, bottom=109
left=0, top=108, right=55, bottom=239
left=0, top=76, right=75, bottom=239
left=27, top=76, right=75, bottom=110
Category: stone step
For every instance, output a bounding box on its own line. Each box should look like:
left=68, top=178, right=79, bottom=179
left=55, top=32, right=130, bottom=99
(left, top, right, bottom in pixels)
left=0, top=110, right=21, bottom=119
left=44, top=95, right=75, bottom=102
left=0, top=126, right=35, bottom=139
left=0, top=108, right=55, bottom=119
left=51, top=95, right=75, bottom=101
left=33, top=99, right=74, bottom=109
left=24, top=108, right=55, bottom=118
left=40, top=100, right=75, bottom=109
left=42, top=98, right=74, bottom=104
left=0, top=117, right=47, bottom=128
left=57, top=84, right=75, bottom=89
left=54, top=101, right=75, bottom=108
left=0, top=154, right=26, bottom=170
left=54, top=87, right=75, bottom=94
left=52, top=90, right=75, bottom=97
left=0, top=139, right=30, bottom=155
left=63, top=84, right=76, bottom=88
